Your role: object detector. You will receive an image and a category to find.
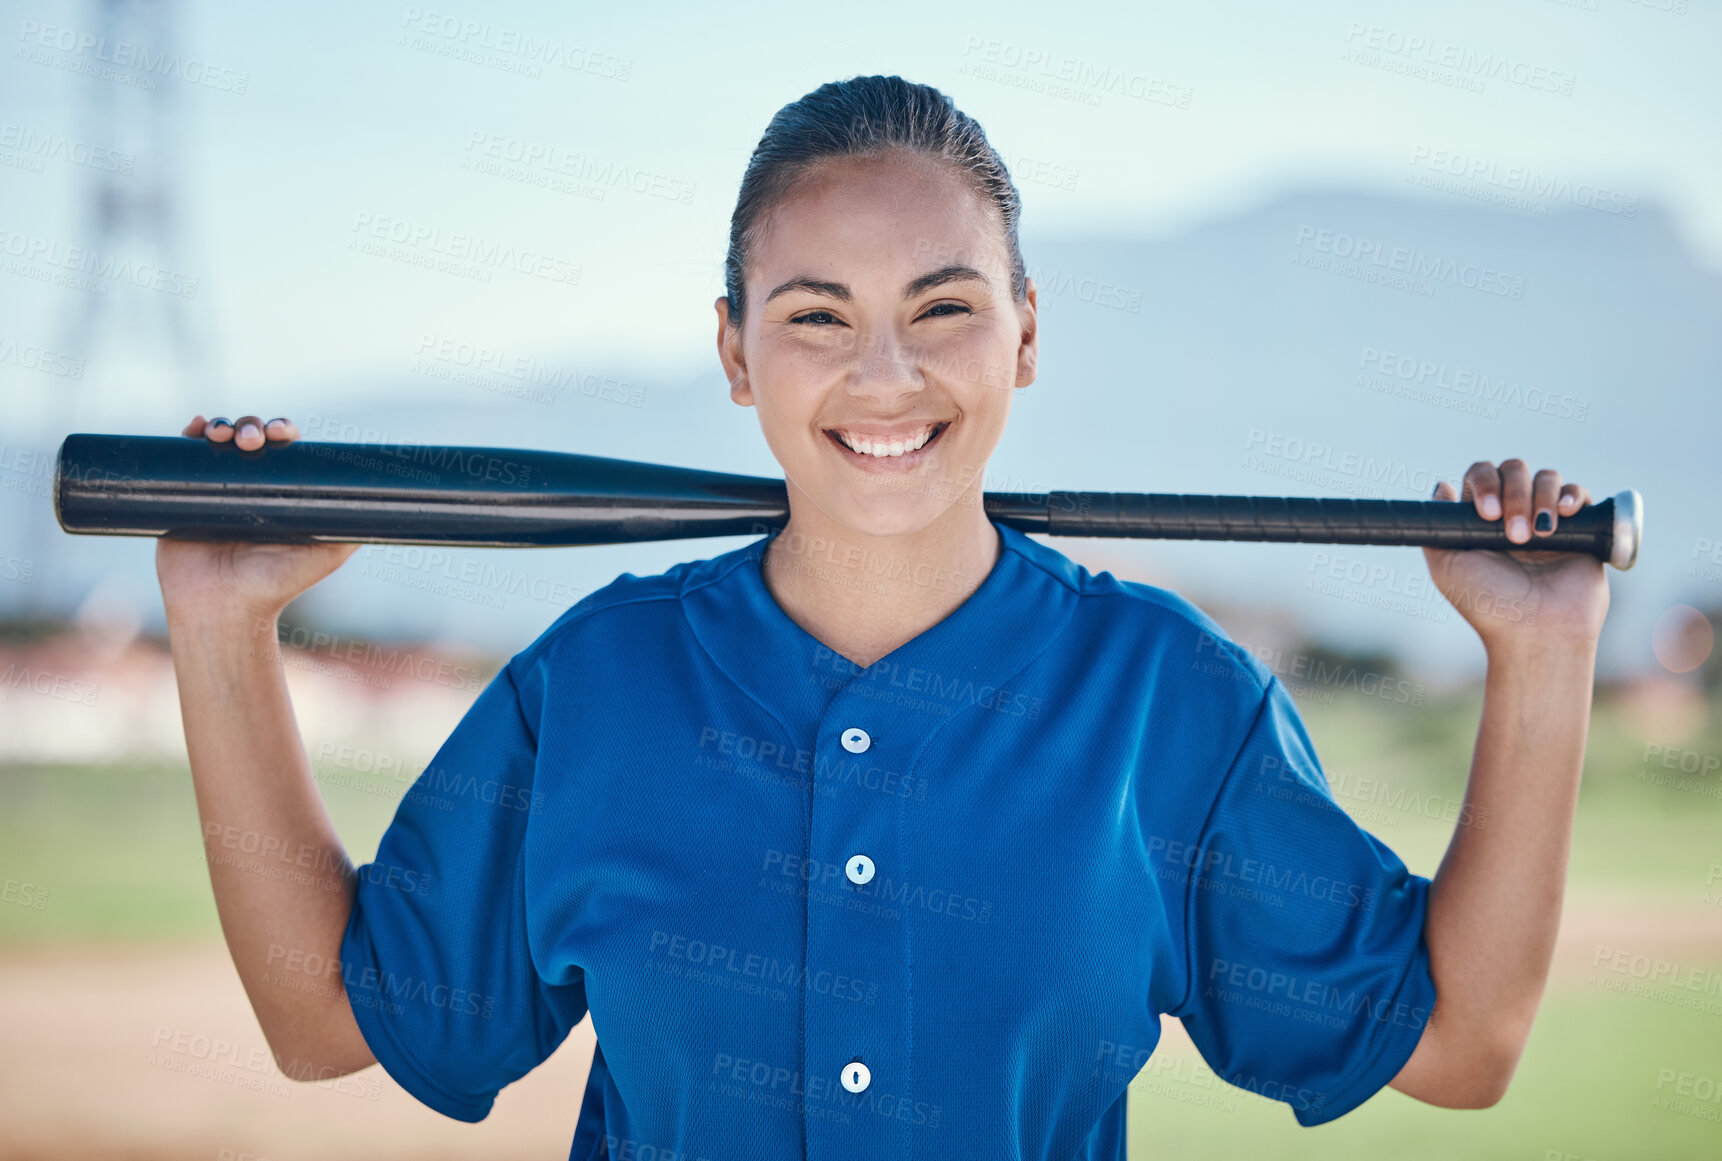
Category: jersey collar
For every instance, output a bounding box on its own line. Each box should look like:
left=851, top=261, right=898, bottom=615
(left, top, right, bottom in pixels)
left=680, top=521, right=1082, bottom=738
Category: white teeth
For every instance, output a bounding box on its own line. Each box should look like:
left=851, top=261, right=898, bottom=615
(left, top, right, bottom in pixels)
left=835, top=424, right=939, bottom=458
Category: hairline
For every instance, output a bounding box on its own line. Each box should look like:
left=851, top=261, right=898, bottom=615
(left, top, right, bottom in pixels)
left=739, top=151, right=1021, bottom=318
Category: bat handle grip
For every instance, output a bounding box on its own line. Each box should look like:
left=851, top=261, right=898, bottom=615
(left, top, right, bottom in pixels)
left=1031, top=489, right=1644, bottom=570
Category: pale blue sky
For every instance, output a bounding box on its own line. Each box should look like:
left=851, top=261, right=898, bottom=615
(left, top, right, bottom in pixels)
left=2, top=0, right=1715, bottom=414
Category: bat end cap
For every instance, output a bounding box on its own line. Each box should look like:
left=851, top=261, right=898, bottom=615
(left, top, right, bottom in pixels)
left=51, top=438, right=66, bottom=533
left=1608, top=489, right=1642, bottom=571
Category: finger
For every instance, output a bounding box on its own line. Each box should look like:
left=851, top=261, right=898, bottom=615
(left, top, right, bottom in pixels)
left=181, top=415, right=207, bottom=437
left=263, top=417, right=299, bottom=443
left=1531, top=468, right=1563, bottom=537
left=1499, top=458, right=1533, bottom=544
left=204, top=416, right=234, bottom=443
left=1558, top=483, right=1591, bottom=513
left=232, top=414, right=266, bottom=452
left=1461, top=461, right=1501, bottom=521
left=1431, top=479, right=1459, bottom=501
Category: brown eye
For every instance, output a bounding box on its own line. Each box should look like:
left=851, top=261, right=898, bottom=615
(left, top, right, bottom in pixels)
left=790, top=310, right=843, bottom=326
left=919, top=302, right=971, bottom=320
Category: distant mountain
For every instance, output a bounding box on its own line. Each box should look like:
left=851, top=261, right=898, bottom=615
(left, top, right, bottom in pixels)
left=1004, top=189, right=1719, bottom=681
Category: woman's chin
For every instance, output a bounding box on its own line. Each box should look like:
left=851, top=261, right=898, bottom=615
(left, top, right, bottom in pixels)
left=797, top=486, right=964, bottom=542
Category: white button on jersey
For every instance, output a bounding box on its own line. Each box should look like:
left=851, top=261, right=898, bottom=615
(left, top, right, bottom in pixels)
left=841, top=727, right=870, bottom=753
left=846, top=854, right=875, bottom=885
left=842, top=1060, right=871, bottom=1093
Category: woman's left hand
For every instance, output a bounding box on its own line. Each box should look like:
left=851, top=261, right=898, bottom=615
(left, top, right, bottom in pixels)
left=1423, top=458, right=1611, bottom=652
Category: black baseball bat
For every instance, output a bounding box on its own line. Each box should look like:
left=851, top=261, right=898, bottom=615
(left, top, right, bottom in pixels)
left=52, top=434, right=1643, bottom=569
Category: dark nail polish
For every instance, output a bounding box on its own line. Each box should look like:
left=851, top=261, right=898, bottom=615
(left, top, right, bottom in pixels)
left=1535, top=511, right=1552, bottom=533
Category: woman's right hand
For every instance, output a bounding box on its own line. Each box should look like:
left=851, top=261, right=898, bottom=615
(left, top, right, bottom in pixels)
left=156, top=414, right=360, bottom=624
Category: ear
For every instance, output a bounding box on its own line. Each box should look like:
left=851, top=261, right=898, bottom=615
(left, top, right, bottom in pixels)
left=1014, top=278, right=1039, bottom=389
left=715, top=296, right=753, bottom=406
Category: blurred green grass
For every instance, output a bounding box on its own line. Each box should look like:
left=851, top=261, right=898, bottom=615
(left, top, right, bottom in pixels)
left=1130, top=988, right=1722, bottom=1160
left=0, top=754, right=402, bottom=944
left=2, top=681, right=1719, bottom=1158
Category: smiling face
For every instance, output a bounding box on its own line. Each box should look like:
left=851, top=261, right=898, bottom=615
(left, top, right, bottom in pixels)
left=716, top=149, right=1037, bottom=539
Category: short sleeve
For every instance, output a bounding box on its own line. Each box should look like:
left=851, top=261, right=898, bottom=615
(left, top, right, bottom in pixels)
left=339, top=661, right=588, bottom=1122
left=1175, top=675, right=1438, bottom=1126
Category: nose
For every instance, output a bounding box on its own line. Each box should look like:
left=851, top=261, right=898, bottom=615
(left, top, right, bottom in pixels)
left=843, top=328, right=927, bottom=407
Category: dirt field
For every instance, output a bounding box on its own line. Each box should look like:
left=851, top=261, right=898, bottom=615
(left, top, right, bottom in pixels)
left=0, top=945, right=596, bottom=1161
left=3, top=902, right=1717, bottom=1161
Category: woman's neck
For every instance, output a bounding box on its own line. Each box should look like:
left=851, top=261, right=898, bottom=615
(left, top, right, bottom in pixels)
left=761, top=491, right=1002, bottom=670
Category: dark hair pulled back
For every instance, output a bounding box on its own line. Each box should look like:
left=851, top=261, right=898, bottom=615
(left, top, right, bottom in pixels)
left=722, top=75, right=1026, bottom=322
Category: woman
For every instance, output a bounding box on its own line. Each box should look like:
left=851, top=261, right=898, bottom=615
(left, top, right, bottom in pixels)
left=157, top=76, right=1610, bottom=1160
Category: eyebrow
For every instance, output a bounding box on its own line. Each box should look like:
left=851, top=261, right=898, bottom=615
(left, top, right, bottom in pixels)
left=762, top=264, right=993, bottom=307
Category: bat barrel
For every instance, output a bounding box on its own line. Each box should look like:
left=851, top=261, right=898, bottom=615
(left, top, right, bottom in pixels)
left=54, top=434, right=793, bottom=547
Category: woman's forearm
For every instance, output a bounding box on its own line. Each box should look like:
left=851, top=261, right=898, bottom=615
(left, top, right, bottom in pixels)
left=167, top=604, right=375, bottom=1079
left=1397, top=634, right=1598, bottom=1105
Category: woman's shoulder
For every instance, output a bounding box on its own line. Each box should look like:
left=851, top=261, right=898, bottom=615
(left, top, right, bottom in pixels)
left=1005, top=526, right=1271, bottom=693
left=1007, top=527, right=1242, bottom=647
left=507, top=541, right=758, bottom=672
left=1063, top=565, right=1272, bottom=696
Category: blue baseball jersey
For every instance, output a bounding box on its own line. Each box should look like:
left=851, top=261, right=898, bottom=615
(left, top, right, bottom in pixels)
left=340, top=521, right=1437, bottom=1160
